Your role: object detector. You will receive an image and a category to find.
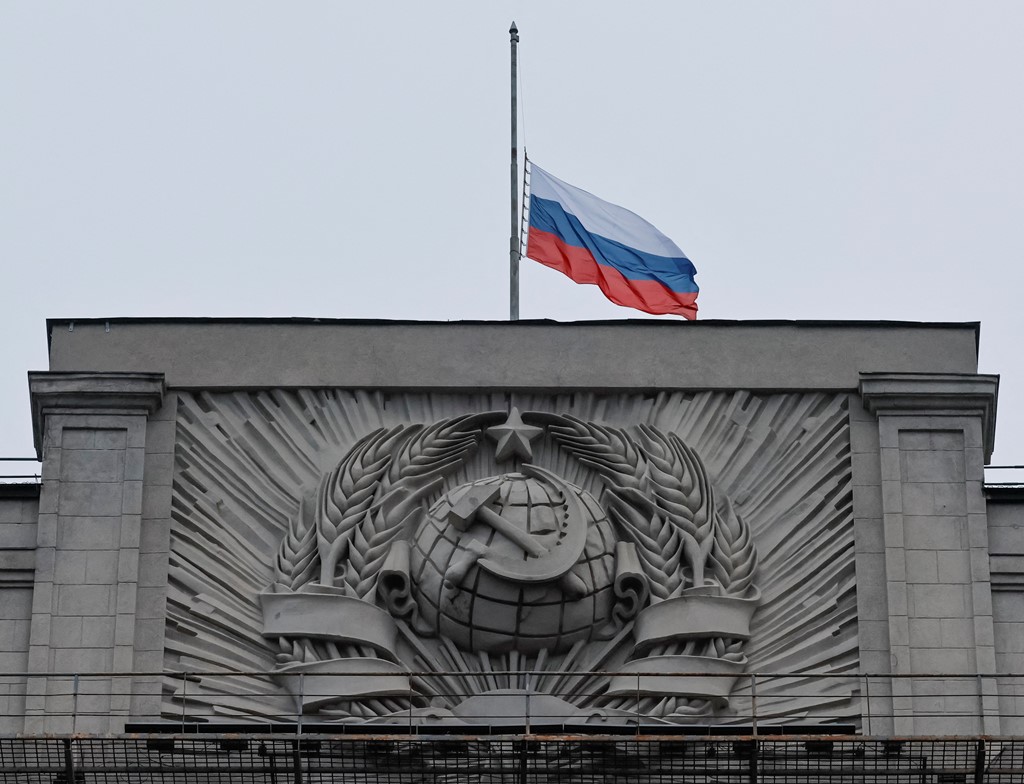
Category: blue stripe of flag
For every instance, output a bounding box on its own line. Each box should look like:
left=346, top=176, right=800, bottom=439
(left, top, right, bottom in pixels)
left=529, top=195, right=699, bottom=294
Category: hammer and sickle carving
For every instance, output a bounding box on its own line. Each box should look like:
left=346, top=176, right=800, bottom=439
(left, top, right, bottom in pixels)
left=443, top=464, right=589, bottom=594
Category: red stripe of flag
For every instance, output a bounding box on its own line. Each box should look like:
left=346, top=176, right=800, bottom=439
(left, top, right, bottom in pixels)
left=527, top=226, right=698, bottom=319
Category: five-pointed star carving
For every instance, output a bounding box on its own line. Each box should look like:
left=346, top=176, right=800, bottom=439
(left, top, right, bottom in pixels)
left=487, top=407, right=543, bottom=463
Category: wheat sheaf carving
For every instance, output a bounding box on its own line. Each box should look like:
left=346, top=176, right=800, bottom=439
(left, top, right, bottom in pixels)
left=274, top=413, right=498, bottom=599
left=533, top=413, right=760, bottom=721
left=536, top=414, right=757, bottom=600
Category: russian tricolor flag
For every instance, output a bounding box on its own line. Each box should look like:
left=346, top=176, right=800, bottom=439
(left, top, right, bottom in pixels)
left=525, top=164, right=698, bottom=318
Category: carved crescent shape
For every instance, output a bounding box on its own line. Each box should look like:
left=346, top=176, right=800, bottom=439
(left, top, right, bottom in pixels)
left=476, top=464, right=589, bottom=584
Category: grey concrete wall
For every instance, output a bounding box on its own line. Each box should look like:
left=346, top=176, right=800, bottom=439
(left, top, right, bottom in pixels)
left=0, top=490, right=37, bottom=733
left=129, top=395, right=177, bottom=720
left=988, top=495, right=1024, bottom=586
left=848, top=394, right=894, bottom=734
left=988, top=493, right=1024, bottom=732
left=45, top=320, right=979, bottom=392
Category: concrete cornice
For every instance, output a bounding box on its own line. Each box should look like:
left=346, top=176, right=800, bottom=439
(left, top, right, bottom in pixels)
left=28, top=371, right=166, bottom=455
left=859, top=372, right=999, bottom=460
left=45, top=321, right=981, bottom=392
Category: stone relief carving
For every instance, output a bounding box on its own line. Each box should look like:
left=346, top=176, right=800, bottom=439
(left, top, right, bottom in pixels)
left=166, top=391, right=855, bottom=725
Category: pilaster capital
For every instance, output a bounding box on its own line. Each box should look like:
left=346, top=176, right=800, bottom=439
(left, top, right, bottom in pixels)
left=858, top=372, right=999, bottom=460
left=28, top=371, right=166, bottom=455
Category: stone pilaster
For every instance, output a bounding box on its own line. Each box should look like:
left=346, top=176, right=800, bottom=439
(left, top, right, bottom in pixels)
left=24, top=372, right=164, bottom=733
left=860, top=372, right=999, bottom=735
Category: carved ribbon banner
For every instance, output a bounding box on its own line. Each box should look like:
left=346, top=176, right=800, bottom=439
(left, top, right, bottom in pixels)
left=607, top=655, right=747, bottom=704
left=632, top=587, right=760, bottom=650
left=260, top=586, right=401, bottom=660
left=275, top=658, right=410, bottom=712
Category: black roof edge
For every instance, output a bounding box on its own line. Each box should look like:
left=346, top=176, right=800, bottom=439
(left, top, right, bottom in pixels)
left=0, top=483, right=41, bottom=499
left=985, top=484, right=1024, bottom=501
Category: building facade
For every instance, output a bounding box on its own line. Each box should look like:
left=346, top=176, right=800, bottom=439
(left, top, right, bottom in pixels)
left=1, top=318, right=1022, bottom=751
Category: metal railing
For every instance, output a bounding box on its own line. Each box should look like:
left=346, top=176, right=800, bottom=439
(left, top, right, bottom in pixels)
left=0, top=457, right=40, bottom=484
left=983, top=465, right=1024, bottom=489
left=1, top=735, right=1023, bottom=783
left=1, top=670, right=1023, bottom=782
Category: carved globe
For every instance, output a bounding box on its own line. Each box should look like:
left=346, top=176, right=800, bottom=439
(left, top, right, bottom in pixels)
left=410, top=473, right=618, bottom=654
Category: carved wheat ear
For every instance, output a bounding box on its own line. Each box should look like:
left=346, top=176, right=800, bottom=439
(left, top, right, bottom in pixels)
left=271, top=493, right=320, bottom=663
left=663, top=431, right=717, bottom=585
left=274, top=492, right=318, bottom=591
left=539, top=414, right=644, bottom=491
left=281, top=411, right=505, bottom=597
left=708, top=493, right=758, bottom=597
left=629, top=426, right=713, bottom=594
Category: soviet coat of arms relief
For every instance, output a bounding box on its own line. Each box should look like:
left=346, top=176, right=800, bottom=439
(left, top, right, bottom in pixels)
left=165, top=390, right=857, bottom=726
left=261, top=408, right=760, bottom=724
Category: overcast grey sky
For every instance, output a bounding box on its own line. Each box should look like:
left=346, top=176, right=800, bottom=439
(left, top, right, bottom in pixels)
left=2, top=2, right=1022, bottom=472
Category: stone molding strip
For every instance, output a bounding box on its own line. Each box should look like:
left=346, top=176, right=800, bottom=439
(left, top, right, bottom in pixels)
left=0, top=549, right=35, bottom=587
left=990, top=556, right=1024, bottom=592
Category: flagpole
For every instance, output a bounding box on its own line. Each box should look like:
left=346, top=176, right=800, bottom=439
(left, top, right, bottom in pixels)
left=509, top=21, right=520, bottom=321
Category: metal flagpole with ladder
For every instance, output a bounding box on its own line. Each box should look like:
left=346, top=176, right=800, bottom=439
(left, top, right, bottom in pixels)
left=509, top=21, right=520, bottom=321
